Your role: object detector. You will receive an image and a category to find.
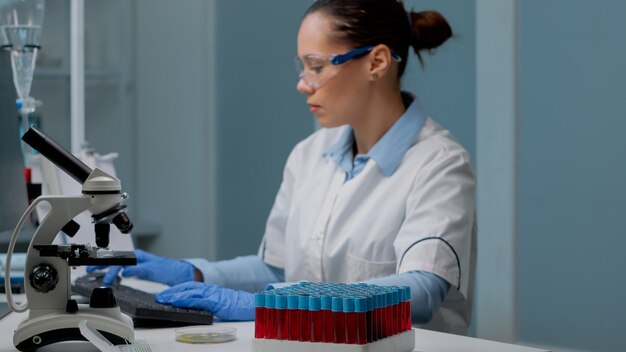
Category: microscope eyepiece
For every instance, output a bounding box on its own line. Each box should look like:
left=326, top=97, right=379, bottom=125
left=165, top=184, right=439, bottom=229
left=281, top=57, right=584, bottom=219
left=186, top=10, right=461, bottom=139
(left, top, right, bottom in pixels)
left=22, top=127, right=93, bottom=184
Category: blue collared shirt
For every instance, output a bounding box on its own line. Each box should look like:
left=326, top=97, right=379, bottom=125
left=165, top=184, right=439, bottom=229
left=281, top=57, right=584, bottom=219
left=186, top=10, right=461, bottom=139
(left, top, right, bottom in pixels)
left=323, top=93, right=428, bottom=181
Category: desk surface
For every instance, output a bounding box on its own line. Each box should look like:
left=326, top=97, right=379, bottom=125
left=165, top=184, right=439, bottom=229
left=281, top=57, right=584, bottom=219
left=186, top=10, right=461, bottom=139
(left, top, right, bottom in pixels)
left=0, top=311, right=549, bottom=352
left=1, top=279, right=549, bottom=352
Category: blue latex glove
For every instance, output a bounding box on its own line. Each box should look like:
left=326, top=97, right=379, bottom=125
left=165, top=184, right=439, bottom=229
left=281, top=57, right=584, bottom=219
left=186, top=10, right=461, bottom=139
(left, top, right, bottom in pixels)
left=86, top=249, right=195, bottom=286
left=156, top=282, right=255, bottom=321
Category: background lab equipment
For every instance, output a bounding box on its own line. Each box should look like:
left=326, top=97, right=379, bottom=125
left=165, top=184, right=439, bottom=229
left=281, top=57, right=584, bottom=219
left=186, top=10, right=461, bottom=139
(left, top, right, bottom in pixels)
left=4, top=127, right=137, bottom=351
left=0, top=25, right=29, bottom=296
left=0, top=46, right=28, bottom=248
left=0, top=0, right=45, bottom=158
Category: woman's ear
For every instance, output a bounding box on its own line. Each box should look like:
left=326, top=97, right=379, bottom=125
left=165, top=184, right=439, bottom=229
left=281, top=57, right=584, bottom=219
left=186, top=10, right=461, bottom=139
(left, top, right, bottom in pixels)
left=368, top=44, right=393, bottom=81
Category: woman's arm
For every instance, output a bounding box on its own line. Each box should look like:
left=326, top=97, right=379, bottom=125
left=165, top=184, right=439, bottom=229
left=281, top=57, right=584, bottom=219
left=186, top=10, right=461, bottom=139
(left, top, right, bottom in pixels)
left=185, top=255, right=284, bottom=292
left=365, top=271, right=450, bottom=324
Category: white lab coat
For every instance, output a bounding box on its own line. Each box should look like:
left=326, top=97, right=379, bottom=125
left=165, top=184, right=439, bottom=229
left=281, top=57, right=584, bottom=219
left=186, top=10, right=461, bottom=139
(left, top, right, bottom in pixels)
left=259, top=115, right=476, bottom=335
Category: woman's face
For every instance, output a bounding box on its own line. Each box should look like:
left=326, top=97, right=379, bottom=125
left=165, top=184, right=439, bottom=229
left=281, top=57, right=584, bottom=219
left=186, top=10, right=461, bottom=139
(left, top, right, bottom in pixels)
left=296, top=12, right=371, bottom=128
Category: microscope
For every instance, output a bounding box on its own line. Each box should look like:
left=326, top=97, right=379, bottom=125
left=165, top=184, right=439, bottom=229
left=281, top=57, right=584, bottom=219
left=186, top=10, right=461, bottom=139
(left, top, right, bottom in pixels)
left=4, top=127, right=137, bottom=351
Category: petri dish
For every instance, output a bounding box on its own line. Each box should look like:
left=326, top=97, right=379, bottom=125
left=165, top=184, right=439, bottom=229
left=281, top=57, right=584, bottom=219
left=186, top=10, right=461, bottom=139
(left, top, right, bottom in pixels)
left=175, top=325, right=237, bottom=344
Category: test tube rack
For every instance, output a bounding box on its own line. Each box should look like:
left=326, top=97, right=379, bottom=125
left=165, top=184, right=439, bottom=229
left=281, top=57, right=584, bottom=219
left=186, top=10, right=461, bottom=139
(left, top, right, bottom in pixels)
left=252, top=282, right=415, bottom=352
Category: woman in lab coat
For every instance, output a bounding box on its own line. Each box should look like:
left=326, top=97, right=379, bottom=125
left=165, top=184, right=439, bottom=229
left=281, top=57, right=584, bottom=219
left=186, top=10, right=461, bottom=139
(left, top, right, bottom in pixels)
left=91, top=0, right=476, bottom=335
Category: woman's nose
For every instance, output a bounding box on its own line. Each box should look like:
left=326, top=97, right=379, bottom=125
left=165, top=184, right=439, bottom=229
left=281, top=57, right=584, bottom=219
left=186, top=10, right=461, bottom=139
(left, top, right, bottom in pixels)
left=296, top=76, right=314, bottom=94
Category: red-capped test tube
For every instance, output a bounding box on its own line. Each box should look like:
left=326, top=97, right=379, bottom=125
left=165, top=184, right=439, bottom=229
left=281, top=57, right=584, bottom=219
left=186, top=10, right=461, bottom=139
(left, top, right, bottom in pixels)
left=254, top=293, right=266, bottom=338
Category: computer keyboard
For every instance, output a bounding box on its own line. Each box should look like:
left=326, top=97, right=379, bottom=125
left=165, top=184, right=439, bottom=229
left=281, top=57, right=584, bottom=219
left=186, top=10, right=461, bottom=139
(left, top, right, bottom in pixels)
left=72, top=273, right=213, bottom=327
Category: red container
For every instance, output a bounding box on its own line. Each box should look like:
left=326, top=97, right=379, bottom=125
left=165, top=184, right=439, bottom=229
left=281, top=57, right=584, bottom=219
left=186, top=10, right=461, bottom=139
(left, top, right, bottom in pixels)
left=321, top=296, right=333, bottom=343
left=405, top=300, right=412, bottom=330
left=332, top=297, right=345, bottom=343
left=255, top=306, right=266, bottom=338
left=287, top=295, right=300, bottom=341
left=254, top=293, right=266, bottom=338
left=299, top=296, right=311, bottom=342
left=404, top=286, right=412, bottom=331
left=343, top=298, right=356, bottom=344
left=276, top=295, right=288, bottom=340
left=385, top=292, right=393, bottom=337
left=373, top=294, right=381, bottom=341
left=366, top=309, right=373, bottom=342
left=391, top=290, right=398, bottom=336
left=354, top=297, right=368, bottom=345
left=310, top=296, right=323, bottom=342
left=265, top=294, right=277, bottom=339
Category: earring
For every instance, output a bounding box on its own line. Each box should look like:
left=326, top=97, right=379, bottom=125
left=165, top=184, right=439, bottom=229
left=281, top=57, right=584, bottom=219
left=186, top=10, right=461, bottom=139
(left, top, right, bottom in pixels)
left=371, top=73, right=379, bottom=80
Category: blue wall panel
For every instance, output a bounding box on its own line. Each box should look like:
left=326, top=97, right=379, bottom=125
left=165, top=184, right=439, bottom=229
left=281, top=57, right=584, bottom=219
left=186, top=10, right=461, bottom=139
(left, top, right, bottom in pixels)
left=517, top=1, right=626, bottom=350
left=214, top=1, right=313, bottom=259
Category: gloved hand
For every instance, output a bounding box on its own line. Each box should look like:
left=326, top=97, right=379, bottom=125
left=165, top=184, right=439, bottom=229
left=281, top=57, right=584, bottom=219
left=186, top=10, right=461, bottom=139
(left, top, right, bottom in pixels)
left=155, top=282, right=255, bottom=321
left=86, top=249, right=196, bottom=286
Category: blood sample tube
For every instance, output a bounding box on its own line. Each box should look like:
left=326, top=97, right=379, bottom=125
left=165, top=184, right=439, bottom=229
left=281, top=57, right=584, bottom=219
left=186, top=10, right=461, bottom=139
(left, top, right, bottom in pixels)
left=265, top=293, right=277, bottom=339
left=396, top=287, right=405, bottom=333
left=276, top=295, right=288, bottom=340
left=354, top=297, right=368, bottom=345
left=391, top=289, right=399, bottom=336
left=310, top=296, right=323, bottom=342
left=332, top=297, right=345, bottom=343
left=385, top=290, right=393, bottom=337
left=299, top=295, right=311, bottom=342
left=399, top=286, right=408, bottom=332
left=404, top=286, right=412, bottom=331
left=287, top=295, right=300, bottom=341
left=321, top=295, right=334, bottom=343
left=343, top=297, right=356, bottom=344
left=386, top=288, right=394, bottom=336
left=375, top=292, right=383, bottom=340
left=380, top=291, right=388, bottom=339
left=366, top=295, right=373, bottom=342
left=254, top=293, right=266, bottom=338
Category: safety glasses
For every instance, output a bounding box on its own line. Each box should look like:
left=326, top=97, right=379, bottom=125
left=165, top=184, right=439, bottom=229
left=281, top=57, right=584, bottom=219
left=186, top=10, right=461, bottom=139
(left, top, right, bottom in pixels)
left=295, top=45, right=402, bottom=90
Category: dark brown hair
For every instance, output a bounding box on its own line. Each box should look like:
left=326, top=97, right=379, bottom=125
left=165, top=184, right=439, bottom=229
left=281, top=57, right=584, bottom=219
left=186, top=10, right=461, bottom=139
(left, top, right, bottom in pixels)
left=305, top=0, right=453, bottom=77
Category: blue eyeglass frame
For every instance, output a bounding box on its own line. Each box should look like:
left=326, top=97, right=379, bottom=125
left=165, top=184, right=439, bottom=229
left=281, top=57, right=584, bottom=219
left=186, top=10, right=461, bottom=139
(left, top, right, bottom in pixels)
left=329, top=45, right=403, bottom=65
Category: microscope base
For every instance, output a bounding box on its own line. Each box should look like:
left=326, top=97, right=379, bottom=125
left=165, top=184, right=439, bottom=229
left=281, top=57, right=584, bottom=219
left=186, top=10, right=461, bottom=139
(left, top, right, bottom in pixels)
left=13, top=305, right=134, bottom=351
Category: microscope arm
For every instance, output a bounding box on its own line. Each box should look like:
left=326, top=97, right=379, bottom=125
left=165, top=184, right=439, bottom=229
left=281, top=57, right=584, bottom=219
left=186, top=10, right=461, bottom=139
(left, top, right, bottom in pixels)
left=4, top=195, right=91, bottom=313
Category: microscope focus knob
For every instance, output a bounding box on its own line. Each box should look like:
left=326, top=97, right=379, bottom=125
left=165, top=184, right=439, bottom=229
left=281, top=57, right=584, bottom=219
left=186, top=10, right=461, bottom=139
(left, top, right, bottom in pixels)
left=89, top=287, right=118, bottom=308
left=29, top=264, right=59, bottom=293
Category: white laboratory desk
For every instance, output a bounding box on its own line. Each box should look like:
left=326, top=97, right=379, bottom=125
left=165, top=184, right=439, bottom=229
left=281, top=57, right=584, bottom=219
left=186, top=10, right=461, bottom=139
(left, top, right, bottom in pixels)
left=0, top=310, right=550, bottom=352
left=1, top=278, right=549, bottom=352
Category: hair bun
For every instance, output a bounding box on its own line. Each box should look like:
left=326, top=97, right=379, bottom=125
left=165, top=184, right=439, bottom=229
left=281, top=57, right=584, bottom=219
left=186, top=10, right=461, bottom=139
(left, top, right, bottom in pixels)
left=409, top=10, right=453, bottom=55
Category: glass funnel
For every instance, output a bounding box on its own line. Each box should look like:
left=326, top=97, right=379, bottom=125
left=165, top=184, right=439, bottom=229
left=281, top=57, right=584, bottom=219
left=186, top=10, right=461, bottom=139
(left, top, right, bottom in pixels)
left=1, top=0, right=45, bottom=114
